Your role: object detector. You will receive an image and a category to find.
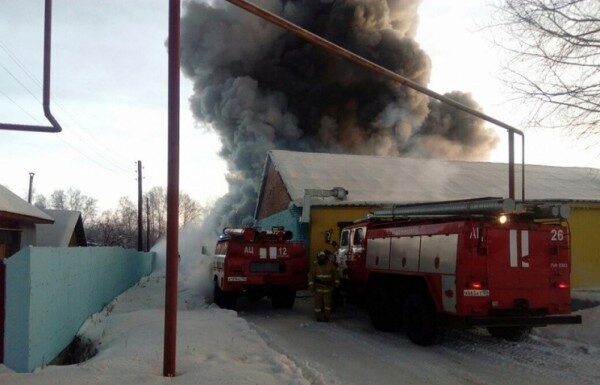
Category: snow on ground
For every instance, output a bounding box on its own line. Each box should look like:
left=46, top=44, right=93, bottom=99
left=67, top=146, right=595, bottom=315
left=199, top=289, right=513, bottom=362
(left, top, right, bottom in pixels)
left=534, top=289, right=600, bottom=349
left=241, top=292, right=600, bottom=385
left=0, top=275, right=310, bottom=385
left=2, top=278, right=598, bottom=385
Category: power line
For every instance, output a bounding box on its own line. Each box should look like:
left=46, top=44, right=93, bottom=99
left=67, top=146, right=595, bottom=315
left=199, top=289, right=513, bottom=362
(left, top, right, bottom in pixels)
left=53, top=134, right=127, bottom=174
left=0, top=71, right=130, bottom=175
left=0, top=66, right=132, bottom=173
left=0, top=40, right=135, bottom=170
left=0, top=41, right=42, bottom=88
left=0, top=62, right=42, bottom=104
left=0, top=89, right=44, bottom=124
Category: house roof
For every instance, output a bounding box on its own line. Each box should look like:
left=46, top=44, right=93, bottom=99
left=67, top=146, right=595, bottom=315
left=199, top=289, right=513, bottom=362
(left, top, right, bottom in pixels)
left=262, top=150, right=600, bottom=207
left=0, top=184, right=54, bottom=223
left=36, top=209, right=86, bottom=247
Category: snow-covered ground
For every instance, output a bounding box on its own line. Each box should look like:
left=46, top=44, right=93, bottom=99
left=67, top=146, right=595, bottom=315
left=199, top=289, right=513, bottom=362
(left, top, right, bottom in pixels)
left=241, top=291, right=600, bottom=385
left=1, top=274, right=598, bottom=385
left=0, top=275, right=309, bottom=385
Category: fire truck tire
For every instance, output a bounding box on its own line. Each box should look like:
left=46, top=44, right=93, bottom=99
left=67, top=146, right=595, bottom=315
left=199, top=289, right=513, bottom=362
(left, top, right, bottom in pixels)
left=368, top=285, right=396, bottom=332
left=402, top=291, right=443, bottom=346
left=271, top=289, right=296, bottom=309
left=246, top=289, right=264, bottom=303
left=487, top=327, right=531, bottom=341
left=213, top=279, right=237, bottom=309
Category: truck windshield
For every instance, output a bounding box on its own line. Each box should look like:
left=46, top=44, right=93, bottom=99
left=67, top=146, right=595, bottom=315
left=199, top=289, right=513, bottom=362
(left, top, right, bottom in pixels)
left=340, top=230, right=349, bottom=247
left=215, top=242, right=228, bottom=256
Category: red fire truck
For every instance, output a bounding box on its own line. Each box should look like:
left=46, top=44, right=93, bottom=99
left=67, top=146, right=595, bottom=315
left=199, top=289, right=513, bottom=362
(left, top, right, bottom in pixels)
left=336, top=198, right=582, bottom=345
left=213, top=227, right=307, bottom=309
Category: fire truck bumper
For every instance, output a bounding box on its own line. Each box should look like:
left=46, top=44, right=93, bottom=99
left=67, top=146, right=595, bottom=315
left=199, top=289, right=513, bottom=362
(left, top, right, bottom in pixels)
left=465, top=315, right=582, bottom=327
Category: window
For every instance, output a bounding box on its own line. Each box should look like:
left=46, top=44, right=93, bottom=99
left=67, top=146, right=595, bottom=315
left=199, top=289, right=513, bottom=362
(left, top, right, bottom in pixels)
left=215, top=242, right=228, bottom=256
left=340, top=230, right=350, bottom=247
left=353, top=228, right=364, bottom=245
left=0, top=229, right=20, bottom=258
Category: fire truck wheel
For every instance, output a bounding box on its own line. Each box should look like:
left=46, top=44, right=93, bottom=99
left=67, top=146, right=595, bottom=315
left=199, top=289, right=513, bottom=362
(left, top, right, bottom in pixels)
left=402, top=291, right=443, bottom=346
left=487, top=327, right=531, bottom=341
left=368, top=285, right=396, bottom=332
left=213, top=279, right=237, bottom=309
left=271, top=289, right=296, bottom=309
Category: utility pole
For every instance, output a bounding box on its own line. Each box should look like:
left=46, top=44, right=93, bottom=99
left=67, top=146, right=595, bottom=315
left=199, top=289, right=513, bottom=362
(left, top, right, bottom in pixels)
left=164, top=0, right=180, bottom=377
left=137, top=161, right=143, bottom=252
left=146, top=196, right=151, bottom=252
left=28, top=172, right=35, bottom=203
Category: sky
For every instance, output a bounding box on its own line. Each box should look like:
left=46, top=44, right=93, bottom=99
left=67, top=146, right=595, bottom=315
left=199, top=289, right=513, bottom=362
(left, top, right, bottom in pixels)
left=1, top=0, right=598, bottom=211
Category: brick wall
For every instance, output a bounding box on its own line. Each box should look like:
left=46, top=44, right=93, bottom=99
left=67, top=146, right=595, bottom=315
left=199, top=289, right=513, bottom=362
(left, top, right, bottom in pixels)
left=256, top=160, right=292, bottom=220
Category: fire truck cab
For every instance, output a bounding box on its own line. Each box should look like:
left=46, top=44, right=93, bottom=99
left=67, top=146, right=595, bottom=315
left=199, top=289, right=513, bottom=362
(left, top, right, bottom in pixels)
left=337, top=198, right=582, bottom=345
left=213, top=227, right=307, bottom=309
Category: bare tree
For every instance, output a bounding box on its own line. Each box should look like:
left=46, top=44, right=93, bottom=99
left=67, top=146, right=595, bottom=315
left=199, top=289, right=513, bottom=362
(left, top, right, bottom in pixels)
left=40, top=186, right=207, bottom=249
left=50, top=190, right=67, bottom=209
left=89, top=210, right=121, bottom=246
left=180, top=192, right=207, bottom=226
left=143, top=187, right=208, bottom=248
left=145, top=186, right=167, bottom=246
left=46, top=188, right=98, bottom=225
left=33, top=194, right=47, bottom=209
left=492, top=0, right=599, bottom=137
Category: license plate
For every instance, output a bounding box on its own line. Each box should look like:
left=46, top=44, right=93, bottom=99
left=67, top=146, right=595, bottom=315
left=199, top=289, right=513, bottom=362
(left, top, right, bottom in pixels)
left=463, top=289, right=490, bottom=297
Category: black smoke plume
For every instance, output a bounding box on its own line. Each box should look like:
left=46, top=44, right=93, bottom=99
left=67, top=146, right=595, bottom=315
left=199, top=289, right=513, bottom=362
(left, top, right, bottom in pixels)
left=180, top=0, right=498, bottom=228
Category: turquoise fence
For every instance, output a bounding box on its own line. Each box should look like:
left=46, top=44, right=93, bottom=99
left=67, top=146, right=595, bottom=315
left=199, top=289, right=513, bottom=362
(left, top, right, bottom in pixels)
left=3, top=246, right=154, bottom=372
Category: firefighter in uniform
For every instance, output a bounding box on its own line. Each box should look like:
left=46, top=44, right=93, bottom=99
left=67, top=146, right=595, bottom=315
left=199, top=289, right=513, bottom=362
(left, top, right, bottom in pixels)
left=309, top=251, right=340, bottom=322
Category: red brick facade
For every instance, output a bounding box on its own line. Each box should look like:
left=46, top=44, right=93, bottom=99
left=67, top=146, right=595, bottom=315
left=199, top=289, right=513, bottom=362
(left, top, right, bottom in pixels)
left=256, top=159, right=292, bottom=220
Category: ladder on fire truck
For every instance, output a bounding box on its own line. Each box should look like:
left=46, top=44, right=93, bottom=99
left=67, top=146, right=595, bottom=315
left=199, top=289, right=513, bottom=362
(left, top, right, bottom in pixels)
left=368, top=197, right=571, bottom=220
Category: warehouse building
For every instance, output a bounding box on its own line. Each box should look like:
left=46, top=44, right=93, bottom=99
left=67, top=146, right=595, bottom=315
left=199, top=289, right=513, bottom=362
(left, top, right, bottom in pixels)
left=255, top=150, right=600, bottom=288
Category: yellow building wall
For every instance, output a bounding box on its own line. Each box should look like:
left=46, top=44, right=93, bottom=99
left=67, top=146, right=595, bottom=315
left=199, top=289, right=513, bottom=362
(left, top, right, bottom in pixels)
left=308, top=206, right=374, bottom=265
left=569, top=205, right=600, bottom=288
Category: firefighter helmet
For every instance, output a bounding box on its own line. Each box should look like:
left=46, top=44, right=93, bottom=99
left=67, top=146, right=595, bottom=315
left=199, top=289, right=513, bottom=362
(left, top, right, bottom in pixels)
left=317, top=251, right=328, bottom=265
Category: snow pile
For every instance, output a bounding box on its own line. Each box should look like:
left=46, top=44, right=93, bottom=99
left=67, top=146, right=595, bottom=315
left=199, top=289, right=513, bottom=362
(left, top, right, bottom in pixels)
left=151, top=222, right=216, bottom=300
left=0, top=275, right=310, bottom=385
left=535, top=290, right=600, bottom=348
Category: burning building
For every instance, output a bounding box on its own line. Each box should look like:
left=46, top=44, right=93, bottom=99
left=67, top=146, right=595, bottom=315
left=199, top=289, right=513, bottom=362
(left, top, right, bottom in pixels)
left=255, top=150, right=600, bottom=288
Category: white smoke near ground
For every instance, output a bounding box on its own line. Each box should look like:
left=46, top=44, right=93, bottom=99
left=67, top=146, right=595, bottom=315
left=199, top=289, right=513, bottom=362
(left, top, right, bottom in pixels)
left=151, top=221, right=216, bottom=300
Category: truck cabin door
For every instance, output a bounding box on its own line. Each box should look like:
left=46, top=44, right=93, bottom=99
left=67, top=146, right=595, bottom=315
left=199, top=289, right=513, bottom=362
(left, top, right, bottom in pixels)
left=337, top=229, right=350, bottom=277
left=347, top=227, right=366, bottom=281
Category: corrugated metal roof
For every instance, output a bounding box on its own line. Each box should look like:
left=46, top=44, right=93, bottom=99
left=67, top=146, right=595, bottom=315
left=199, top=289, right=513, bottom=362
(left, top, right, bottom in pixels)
left=266, top=150, right=600, bottom=206
left=0, top=184, right=54, bottom=222
left=36, top=209, right=84, bottom=247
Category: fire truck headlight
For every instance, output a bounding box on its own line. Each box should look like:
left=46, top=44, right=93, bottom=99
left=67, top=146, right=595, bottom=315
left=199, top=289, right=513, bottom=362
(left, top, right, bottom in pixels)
left=498, top=215, right=508, bottom=224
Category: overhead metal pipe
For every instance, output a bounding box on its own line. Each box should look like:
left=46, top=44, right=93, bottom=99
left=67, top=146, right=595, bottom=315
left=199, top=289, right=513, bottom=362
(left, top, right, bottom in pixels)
left=300, top=187, right=349, bottom=223
left=225, top=0, right=526, bottom=200
left=370, top=198, right=516, bottom=218
left=0, top=0, right=62, bottom=133
left=163, top=0, right=180, bottom=377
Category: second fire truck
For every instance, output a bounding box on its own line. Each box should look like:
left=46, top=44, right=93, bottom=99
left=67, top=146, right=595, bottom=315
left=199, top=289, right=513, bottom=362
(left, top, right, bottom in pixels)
left=336, top=198, right=582, bottom=345
left=213, top=227, right=307, bottom=309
